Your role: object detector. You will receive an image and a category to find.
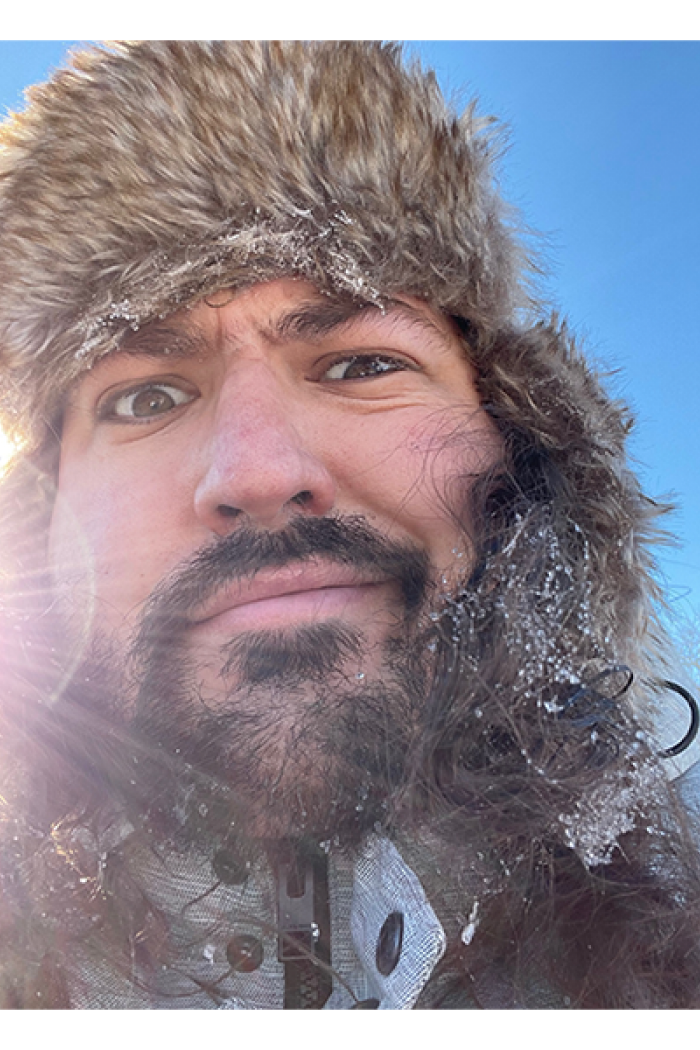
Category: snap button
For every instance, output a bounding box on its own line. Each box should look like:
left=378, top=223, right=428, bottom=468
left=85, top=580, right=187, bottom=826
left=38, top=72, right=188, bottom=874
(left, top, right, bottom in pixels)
left=226, top=934, right=264, bottom=973
left=212, top=848, right=249, bottom=886
left=352, top=998, right=380, bottom=1009
left=376, top=911, right=404, bottom=976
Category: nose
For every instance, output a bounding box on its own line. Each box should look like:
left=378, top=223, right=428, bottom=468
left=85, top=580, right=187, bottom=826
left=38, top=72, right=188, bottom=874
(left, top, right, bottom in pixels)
left=193, top=362, right=337, bottom=533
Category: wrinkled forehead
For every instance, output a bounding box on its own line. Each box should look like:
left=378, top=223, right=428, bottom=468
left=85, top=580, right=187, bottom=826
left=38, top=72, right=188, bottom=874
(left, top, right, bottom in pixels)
left=110, top=283, right=464, bottom=361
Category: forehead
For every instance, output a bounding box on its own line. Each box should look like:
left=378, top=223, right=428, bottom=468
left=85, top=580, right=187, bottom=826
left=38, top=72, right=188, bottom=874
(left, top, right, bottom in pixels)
left=109, top=280, right=463, bottom=362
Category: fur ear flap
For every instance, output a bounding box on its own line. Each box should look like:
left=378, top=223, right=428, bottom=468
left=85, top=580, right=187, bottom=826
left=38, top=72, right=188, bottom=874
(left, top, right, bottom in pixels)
left=0, top=41, right=532, bottom=452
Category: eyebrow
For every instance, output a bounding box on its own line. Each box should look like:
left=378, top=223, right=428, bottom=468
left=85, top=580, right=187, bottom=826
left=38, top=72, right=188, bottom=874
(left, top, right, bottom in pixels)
left=116, top=295, right=448, bottom=359
left=271, top=297, right=447, bottom=347
left=117, top=323, right=208, bottom=359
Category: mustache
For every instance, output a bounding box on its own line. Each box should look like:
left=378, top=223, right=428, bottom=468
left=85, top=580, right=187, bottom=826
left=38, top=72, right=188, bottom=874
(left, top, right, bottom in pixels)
left=132, top=514, right=431, bottom=649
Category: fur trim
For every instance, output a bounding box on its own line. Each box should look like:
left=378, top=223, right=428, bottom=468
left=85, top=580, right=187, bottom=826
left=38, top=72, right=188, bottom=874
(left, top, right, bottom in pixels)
left=1, top=45, right=699, bottom=1009
left=0, top=39, right=673, bottom=681
left=0, top=41, right=529, bottom=449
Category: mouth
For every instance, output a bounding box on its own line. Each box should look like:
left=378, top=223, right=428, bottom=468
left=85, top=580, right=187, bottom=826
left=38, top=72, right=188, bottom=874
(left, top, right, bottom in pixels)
left=188, top=562, right=393, bottom=635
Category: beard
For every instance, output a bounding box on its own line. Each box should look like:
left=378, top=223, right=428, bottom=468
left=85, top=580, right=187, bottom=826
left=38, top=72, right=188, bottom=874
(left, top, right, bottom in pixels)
left=56, top=515, right=437, bottom=852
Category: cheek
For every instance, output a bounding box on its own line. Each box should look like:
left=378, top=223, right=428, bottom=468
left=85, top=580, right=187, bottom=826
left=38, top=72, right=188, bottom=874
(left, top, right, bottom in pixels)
left=332, top=407, right=502, bottom=557
left=48, top=465, right=192, bottom=633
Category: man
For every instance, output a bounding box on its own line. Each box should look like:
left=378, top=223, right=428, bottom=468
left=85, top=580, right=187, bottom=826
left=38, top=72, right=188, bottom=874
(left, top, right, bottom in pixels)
left=0, top=40, right=698, bottom=1009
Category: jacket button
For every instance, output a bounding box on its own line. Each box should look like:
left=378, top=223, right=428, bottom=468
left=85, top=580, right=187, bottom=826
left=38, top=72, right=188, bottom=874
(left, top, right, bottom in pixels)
left=212, top=848, right=249, bottom=885
left=226, top=934, right=264, bottom=973
left=376, top=911, right=404, bottom=976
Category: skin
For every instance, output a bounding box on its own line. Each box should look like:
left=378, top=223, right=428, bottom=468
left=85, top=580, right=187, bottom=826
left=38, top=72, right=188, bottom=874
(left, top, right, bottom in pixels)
left=49, top=278, right=502, bottom=656
left=46, top=278, right=503, bottom=837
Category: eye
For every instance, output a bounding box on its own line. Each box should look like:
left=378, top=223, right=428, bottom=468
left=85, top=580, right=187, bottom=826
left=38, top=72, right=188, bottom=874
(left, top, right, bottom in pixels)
left=98, top=380, right=197, bottom=422
left=321, top=354, right=412, bottom=381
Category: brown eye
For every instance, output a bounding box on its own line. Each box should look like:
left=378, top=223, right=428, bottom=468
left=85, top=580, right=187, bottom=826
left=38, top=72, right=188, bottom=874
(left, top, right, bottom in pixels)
left=131, top=388, right=177, bottom=416
left=99, top=381, right=197, bottom=422
left=323, top=354, right=410, bottom=380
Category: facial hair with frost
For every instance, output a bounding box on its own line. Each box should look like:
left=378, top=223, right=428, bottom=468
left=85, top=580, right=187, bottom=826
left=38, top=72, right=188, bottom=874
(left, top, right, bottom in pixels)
left=122, top=515, right=433, bottom=843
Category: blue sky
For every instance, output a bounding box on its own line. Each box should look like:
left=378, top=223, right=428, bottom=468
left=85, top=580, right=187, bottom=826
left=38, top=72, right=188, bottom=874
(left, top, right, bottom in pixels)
left=0, top=40, right=698, bottom=651
left=407, top=42, right=700, bottom=641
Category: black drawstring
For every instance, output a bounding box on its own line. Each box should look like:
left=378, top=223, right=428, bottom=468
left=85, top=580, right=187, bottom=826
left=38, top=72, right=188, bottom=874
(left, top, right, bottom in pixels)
left=658, top=680, right=700, bottom=758
left=556, top=665, right=699, bottom=758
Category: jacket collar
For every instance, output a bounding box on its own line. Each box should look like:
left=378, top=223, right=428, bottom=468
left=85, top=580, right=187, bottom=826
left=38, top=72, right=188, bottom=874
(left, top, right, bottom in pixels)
left=64, top=831, right=447, bottom=1009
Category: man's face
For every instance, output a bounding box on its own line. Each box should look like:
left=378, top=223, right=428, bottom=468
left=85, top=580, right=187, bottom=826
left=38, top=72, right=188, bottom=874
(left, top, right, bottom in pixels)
left=48, top=278, right=502, bottom=839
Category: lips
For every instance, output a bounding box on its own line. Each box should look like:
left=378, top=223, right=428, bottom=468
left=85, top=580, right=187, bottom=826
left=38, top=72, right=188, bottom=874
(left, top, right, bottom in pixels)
left=188, top=561, right=390, bottom=632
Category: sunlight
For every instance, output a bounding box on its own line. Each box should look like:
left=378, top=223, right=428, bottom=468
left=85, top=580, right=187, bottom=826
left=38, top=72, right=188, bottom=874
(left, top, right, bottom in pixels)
left=0, top=426, right=17, bottom=477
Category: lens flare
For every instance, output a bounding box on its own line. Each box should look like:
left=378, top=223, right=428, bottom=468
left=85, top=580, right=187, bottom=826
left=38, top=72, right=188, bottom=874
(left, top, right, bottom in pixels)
left=0, top=427, right=18, bottom=476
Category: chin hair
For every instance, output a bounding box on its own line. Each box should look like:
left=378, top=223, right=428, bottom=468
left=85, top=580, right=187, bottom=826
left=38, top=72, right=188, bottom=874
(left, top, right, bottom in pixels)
left=218, top=620, right=364, bottom=686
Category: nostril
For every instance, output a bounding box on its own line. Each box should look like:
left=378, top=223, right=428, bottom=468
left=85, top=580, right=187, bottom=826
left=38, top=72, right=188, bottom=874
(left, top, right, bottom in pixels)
left=289, top=490, right=314, bottom=508
left=211, top=491, right=316, bottom=530
left=217, top=504, right=242, bottom=519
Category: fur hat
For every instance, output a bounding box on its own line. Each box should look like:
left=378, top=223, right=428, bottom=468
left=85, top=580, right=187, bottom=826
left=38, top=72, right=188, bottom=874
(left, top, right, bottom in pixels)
left=0, top=39, right=672, bottom=688
left=0, top=40, right=529, bottom=450
left=0, top=41, right=694, bottom=945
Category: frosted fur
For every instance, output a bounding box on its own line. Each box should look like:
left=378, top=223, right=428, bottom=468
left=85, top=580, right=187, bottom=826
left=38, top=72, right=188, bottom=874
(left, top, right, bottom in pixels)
left=0, top=45, right=699, bottom=1009
left=0, top=42, right=680, bottom=865
left=0, top=42, right=668, bottom=658
left=0, top=41, right=527, bottom=447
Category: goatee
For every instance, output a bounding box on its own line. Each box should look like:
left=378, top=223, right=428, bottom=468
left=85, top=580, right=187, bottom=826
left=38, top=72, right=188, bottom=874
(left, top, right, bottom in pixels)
left=68, top=515, right=436, bottom=849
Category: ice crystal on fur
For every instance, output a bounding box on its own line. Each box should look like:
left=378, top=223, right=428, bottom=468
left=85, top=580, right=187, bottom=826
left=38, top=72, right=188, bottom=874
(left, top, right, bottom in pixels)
left=558, top=760, right=665, bottom=867
left=0, top=42, right=527, bottom=453
left=76, top=212, right=385, bottom=367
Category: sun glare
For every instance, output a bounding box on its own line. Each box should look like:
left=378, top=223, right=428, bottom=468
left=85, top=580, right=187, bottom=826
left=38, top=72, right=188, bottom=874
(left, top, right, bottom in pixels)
left=0, top=426, right=17, bottom=476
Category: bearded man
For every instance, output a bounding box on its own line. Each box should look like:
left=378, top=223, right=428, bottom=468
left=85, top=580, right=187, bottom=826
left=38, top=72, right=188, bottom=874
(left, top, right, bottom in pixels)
left=0, top=40, right=699, bottom=1010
